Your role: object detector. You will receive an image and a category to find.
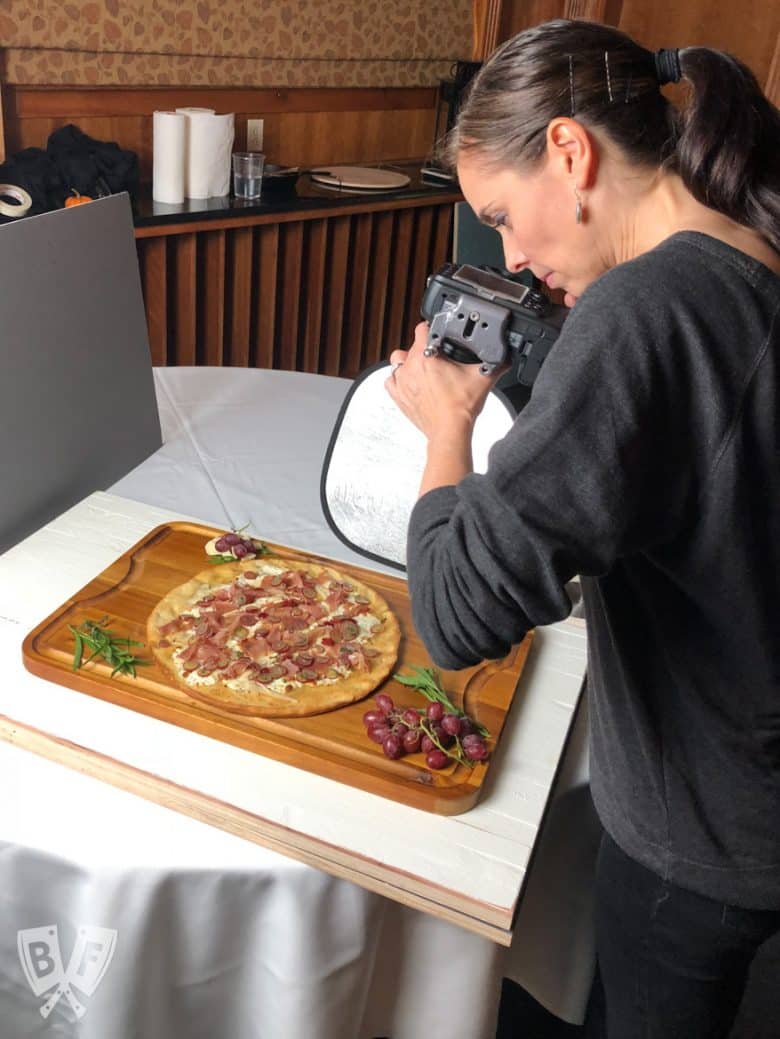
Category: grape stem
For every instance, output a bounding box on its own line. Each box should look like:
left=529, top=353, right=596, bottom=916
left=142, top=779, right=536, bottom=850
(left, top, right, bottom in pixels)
left=419, top=718, right=471, bottom=768
left=393, top=666, right=490, bottom=738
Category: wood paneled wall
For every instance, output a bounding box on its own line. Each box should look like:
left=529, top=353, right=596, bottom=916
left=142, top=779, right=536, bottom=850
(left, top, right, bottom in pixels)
left=135, top=199, right=455, bottom=376
left=474, top=0, right=780, bottom=103
left=2, top=85, right=439, bottom=179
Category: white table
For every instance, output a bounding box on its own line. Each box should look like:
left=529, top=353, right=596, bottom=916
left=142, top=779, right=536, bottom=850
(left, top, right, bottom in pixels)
left=0, top=368, right=598, bottom=1037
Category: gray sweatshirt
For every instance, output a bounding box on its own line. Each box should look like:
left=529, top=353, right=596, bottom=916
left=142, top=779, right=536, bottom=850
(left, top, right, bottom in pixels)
left=407, top=232, right=780, bottom=909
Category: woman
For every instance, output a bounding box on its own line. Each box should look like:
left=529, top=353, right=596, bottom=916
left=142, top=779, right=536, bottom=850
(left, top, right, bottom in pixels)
left=386, top=19, right=780, bottom=1038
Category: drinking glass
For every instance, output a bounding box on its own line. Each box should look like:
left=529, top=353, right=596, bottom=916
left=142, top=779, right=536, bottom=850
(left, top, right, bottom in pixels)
left=232, top=152, right=265, bottom=200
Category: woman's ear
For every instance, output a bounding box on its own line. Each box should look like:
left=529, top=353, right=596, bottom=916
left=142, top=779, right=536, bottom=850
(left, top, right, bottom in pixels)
left=545, top=118, right=598, bottom=190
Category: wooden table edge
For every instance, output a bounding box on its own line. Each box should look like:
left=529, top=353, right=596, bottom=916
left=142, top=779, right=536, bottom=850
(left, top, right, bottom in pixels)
left=0, top=713, right=516, bottom=945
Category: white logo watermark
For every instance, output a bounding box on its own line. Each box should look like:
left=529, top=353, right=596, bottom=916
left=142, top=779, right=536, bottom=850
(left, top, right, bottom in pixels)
left=17, top=924, right=117, bottom=1020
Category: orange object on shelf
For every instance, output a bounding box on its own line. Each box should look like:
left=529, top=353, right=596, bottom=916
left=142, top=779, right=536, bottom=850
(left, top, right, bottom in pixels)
left=65, top=188, right=93, bottom=207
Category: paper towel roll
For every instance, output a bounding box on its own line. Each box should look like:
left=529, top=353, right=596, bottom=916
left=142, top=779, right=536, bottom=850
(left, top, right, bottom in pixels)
left=152, top=111, right=186, bottom=204
left=176, top=108, right=235, bottom=199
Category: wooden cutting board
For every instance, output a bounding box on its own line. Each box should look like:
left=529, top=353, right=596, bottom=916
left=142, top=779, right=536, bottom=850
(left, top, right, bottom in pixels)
left=22, top=522, right=533, bottom=815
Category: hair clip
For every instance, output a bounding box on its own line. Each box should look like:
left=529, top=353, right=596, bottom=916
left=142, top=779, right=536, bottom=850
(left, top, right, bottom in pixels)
left=604, top=51, right=614, bottom=103
left=567, top=54, right=576, bottom=116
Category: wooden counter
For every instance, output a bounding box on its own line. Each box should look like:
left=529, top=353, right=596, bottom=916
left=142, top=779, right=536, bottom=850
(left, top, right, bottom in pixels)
left=133, top=166, right=461, bottom=376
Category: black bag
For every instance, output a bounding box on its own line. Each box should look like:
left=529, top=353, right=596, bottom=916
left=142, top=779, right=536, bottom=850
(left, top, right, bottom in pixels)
left=46, top=124, right=139, bottom=200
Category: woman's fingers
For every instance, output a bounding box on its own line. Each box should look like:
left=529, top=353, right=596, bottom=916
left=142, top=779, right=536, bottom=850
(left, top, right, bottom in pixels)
left=411, top=321, right=430, bottom=351
left=389, top=348, right=408, bottom=368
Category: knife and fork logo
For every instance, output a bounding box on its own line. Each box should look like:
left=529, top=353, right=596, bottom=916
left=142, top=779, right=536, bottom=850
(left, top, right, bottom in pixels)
left=17, top=923, right=117, bottom=1020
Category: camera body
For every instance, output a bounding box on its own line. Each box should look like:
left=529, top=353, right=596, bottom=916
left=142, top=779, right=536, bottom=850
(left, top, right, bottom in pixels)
left=420, top=263, right=568, bottom=388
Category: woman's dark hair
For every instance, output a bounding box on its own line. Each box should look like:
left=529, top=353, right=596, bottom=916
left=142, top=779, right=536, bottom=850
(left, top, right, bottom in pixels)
left=443, top=20, right=780, bottom=252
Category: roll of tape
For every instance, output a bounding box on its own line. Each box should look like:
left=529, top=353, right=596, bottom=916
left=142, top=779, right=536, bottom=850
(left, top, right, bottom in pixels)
left=0, top=184, right=33, bottom=218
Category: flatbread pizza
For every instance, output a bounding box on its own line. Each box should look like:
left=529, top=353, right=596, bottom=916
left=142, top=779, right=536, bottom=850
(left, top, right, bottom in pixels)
left=147, top=557, right=401, bottom=717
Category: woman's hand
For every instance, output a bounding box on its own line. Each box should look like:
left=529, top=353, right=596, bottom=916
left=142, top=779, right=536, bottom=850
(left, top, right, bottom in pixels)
left=385, top=322, right=504, bottom=445
left=384, top=321, right=506, bottom=497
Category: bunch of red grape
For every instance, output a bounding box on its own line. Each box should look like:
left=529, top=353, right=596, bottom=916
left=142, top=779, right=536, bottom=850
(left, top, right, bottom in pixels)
left=363, top=692, right=489, bottom=769
left=213, top=531, right=264, bottom=559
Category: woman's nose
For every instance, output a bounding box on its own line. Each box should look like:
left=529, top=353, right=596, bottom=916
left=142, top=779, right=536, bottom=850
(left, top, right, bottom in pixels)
left=503, top=242, right=529, bottom=273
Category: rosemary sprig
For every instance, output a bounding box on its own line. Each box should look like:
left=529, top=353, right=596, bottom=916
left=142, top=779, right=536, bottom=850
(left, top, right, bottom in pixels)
left=68, top=616, right=149, bottom=678
left=393, top=666, right=490, bottom=738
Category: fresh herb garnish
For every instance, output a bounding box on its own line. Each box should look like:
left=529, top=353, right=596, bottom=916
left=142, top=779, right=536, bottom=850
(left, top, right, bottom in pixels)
left=68, top=616, right=149, bottom=678
left=393, top=666, right=490, bottom=738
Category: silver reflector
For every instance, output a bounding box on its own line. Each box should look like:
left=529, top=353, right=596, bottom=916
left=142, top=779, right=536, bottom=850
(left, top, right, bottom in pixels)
left=321, top=362, right=515, bottom=570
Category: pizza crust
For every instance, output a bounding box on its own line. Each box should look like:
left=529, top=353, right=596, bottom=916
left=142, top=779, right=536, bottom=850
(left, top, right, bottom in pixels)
left=147, top=557, right=401, bottom=717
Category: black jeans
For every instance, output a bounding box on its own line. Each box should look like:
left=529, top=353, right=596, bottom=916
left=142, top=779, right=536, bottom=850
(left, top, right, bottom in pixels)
left=590, top=832, right=780, bottom=1039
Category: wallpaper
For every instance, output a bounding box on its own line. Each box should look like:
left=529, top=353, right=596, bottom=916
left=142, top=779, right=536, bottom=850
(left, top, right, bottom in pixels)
left=1, top=0, right=474, bottom=85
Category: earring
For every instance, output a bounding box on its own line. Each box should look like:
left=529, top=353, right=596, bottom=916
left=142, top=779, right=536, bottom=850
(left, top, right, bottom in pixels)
left=574, top=186, right=584, bottom=225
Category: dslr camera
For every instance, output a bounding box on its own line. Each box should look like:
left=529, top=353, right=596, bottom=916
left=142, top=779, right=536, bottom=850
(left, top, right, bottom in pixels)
left=420, top=264, right=568, bottom=392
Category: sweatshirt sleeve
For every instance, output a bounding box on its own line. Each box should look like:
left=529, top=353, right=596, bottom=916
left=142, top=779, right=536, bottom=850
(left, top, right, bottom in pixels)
left=406, top=267, right=700, bottom=670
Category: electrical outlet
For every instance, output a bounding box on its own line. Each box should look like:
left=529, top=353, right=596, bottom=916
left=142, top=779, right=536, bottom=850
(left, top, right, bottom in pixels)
left=247, top=118, right=264, bottom=151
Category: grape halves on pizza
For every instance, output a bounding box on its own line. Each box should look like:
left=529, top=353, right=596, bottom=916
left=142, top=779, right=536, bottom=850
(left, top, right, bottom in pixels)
left=147, top=557, right=401, bottom=717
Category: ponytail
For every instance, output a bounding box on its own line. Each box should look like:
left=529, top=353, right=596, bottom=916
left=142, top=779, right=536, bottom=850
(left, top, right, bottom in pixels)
left=674, top=48, right=780, bottom=252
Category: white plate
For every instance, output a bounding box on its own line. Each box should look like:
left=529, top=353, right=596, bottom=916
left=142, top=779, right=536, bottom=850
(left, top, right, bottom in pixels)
left=310, top=166, right=411, bottom=191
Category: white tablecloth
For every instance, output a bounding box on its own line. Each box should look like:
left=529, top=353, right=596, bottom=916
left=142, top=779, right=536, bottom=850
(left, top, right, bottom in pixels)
left=0, top=367, right=599, bottom=1037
